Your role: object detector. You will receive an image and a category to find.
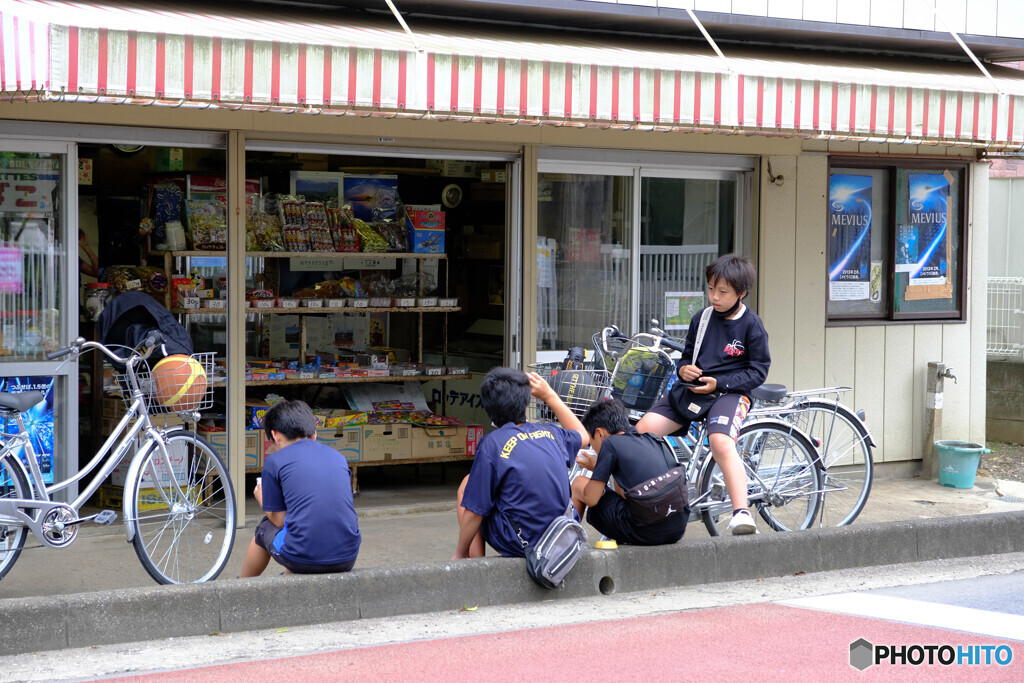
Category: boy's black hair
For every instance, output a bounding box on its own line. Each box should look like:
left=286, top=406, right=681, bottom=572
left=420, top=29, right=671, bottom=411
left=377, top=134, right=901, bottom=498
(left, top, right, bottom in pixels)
left=582, top=398, right=631, bottom=437
left=480, top=367, right=530, bottom=426
left=263, top=400, right=317, bottom=441
left=705, top=253, right=756, bottom=297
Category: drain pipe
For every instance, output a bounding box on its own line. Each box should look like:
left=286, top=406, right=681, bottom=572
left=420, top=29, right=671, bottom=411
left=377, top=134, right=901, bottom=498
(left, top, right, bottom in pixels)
left=923, top=361, right=958, bottom=478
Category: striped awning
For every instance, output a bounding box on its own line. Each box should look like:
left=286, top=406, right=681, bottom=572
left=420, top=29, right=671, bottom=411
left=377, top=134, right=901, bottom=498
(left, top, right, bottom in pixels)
left=6, top=0, right=1024, bottom=147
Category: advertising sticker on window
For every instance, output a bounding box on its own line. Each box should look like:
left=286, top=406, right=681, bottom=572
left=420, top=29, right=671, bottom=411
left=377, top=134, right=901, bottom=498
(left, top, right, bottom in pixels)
left=828, top=174, right=873, bottom=301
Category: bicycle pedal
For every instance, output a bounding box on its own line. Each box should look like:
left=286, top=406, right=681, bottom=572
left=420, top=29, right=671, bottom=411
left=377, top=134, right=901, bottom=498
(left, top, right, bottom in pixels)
left=93, top=510, right=118, bottom=526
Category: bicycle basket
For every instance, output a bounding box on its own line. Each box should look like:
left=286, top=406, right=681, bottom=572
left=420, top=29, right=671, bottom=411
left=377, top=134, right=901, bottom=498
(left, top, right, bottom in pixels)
left=114, top=352, right=216, bottom=416
left=610, top=345, right=675, bottom=412
left=528, top=362, right=611, bottom=421
left=591, top=330, right=630, bottom=373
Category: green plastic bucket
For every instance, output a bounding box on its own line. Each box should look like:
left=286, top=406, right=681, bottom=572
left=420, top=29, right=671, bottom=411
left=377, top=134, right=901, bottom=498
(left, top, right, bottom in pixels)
left=936, top=441, right=990, bottom=488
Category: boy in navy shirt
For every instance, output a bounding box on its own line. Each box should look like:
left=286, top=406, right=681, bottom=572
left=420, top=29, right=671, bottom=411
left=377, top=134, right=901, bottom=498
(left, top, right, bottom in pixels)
left=637, top=253, right=771, bottom=535
left=240, top=400, right=361, bottom=576
left=454, top=367, right=590, bottom=558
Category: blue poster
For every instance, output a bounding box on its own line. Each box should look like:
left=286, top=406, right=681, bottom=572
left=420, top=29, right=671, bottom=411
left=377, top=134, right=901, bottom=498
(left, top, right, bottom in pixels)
left=905, top=173, right=949, bottom=285
left=0, top=376, right=55, bottom=484
left=828, top=174, right=873, bottom=301
left=343, top=175, right=400, bottom=221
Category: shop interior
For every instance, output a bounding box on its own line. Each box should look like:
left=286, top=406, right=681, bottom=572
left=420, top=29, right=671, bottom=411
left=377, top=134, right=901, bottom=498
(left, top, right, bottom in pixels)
left=76, top=142, right=509, bottom=497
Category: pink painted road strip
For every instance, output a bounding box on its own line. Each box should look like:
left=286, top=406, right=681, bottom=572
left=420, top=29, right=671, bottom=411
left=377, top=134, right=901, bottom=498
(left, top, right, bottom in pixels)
left=109, top=603, right=1021, bottom=681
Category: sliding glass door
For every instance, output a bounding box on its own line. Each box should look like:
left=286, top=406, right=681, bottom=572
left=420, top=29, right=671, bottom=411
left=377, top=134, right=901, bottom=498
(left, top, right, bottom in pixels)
left=536, top=151, right=754, bottom=358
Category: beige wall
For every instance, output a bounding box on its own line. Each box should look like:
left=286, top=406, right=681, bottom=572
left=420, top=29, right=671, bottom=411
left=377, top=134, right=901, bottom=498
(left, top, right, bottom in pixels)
left=760, top=139, right=987, bottom=466
left=0, top=102, right=990, bottom=466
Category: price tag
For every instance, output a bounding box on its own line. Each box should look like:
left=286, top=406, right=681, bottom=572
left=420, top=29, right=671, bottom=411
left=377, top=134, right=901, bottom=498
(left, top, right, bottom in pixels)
left=183, top=296, right=200, bottom=309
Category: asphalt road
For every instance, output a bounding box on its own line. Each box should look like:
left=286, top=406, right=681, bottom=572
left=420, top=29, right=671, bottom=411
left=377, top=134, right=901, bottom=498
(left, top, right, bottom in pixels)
left=4, top=552, right=1023, bottom=681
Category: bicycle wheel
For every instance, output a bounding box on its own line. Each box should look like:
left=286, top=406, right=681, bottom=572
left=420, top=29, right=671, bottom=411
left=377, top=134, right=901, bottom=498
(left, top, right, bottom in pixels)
left=786, top=400, right=874, bottom=527
left=128, top=431, right=236, bottom=584
left=0, top=453, right=30, bottom=581
left=697, top=421, right=822, bottom=536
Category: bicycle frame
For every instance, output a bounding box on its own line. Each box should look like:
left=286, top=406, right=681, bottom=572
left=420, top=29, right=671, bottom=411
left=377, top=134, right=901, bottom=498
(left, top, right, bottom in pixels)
left=0, top=344, right=192, bottom=546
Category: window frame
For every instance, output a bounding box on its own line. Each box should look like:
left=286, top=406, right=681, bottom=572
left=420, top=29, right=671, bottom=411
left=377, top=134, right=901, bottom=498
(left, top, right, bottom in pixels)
left=825, top=155, right=969, bottom=325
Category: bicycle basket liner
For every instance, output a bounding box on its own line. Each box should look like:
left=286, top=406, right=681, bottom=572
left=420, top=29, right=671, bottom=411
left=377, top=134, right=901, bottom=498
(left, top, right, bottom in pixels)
left=610, top=345, right=675, bottom=412
left=528, top=363, right=611, bottom=421
left=115, top=352, right=216, bottom=415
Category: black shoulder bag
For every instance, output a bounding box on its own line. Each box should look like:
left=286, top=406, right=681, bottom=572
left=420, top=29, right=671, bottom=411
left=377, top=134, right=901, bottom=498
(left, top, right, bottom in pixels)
left=623, top=437, right=689, bottom=526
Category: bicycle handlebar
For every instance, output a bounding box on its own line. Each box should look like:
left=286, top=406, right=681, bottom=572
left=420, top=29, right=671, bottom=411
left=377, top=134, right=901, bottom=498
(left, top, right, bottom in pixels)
left=45, top=332, right=168, bottom=366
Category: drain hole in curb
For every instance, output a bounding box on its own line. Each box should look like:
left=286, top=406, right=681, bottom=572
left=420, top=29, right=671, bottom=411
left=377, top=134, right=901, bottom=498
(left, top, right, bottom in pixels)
left=599, top=576, right=615, bottom=595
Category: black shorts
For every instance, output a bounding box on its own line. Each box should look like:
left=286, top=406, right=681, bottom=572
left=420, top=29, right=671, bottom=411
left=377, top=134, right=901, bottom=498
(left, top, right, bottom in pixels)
left=646, top=392, right=750, bottom=441
left=254, top=516, right=356, bottom=575
left=586, top=490, right=686, bottom=546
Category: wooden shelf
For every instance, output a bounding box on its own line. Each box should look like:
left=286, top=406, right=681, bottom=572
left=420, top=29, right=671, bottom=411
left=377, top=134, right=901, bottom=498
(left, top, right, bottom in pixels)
left=245, top=374, right=471, bottom=387
left=173, top=306, right=461, bottom=315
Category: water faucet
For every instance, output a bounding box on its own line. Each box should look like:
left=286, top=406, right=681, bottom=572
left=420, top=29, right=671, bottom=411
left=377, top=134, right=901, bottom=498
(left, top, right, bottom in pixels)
left=940, top=367, right=958, bottom=384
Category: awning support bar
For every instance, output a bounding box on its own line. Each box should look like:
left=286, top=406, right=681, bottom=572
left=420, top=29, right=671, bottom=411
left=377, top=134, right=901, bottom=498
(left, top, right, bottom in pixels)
left=686, top=8, right=731, bottom=73
left=917, top=0, right=1003, bottom=95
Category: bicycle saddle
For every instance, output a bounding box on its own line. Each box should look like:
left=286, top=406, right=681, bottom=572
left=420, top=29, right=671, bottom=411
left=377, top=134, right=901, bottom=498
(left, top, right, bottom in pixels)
left=0, top=391, right=45, bottom=413
left=750, top=384, right=787, bottom=402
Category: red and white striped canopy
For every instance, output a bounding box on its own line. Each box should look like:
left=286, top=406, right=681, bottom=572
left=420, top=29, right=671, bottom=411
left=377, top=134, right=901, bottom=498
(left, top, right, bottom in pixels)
left=5, top=0, right=1024, bottom=147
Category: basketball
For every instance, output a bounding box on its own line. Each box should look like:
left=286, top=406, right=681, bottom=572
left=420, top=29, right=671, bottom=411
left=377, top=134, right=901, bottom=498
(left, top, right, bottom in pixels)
left=152, top=355, right=207, bottom=408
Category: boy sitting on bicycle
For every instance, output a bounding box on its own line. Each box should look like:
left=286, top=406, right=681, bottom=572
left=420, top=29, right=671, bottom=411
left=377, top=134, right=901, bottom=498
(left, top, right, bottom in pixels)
left=636, top=253, right=771, bottom=535
left=453, top=367, right=589, bottom=559
left=571, top=399, right=687, bottom=545
left=240, top=400, right=361, bottom=576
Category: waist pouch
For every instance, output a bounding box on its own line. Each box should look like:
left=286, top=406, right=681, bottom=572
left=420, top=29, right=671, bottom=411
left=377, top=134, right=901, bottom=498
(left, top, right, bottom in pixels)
left=668, top=384, right=721, bottom=421
left=625, top=466, right=689, bottom=526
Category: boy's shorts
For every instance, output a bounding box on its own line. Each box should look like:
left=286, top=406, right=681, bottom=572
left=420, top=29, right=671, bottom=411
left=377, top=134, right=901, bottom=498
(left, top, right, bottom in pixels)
left=254, top=516, right=356, bottom=574
left=646, top=392, right=750, bottom=441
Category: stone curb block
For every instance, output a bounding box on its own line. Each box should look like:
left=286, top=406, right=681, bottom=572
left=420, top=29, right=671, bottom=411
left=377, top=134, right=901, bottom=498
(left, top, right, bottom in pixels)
left=4, top=511, right=1024, bottom=657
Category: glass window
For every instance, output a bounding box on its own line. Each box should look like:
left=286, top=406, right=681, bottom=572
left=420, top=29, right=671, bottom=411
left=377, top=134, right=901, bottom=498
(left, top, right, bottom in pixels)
left=0, top=153, right=63, bottom=360
left=536, top=172, right=633, bottom=351
left=827, top=159, right=966, bottom=322
left=639, top=176, right=735, bottom=331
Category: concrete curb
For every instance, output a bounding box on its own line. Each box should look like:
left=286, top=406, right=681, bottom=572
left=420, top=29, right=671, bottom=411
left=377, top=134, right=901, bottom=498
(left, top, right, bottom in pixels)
left=3, top=510, right=1023, bottom=656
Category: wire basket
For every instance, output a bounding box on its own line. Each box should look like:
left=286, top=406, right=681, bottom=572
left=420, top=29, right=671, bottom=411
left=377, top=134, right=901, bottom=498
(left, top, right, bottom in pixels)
left=528, top=362, right=611, bottom=421
left=115, top=352, right=217, bottom=416
left=609, top=344, right=676, bottom=412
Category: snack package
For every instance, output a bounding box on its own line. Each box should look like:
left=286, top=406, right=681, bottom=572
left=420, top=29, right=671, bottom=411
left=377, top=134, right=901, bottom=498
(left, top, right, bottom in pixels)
left=186, top=198, right=227, bottom=250
left=327, top=206, right=360, bottom=252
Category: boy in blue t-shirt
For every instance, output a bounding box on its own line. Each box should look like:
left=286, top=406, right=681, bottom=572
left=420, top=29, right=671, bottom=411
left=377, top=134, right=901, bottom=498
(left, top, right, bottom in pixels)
left=454, top=367, right=590, bottom=558
left=637, top=253, right=771, bottom=535
left=240, top=400, right=361, bottom=576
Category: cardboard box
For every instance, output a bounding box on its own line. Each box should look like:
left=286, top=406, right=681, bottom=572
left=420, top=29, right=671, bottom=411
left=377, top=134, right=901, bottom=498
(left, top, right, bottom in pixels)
left=110, top=441, right=189, bottom=486
left=98, top=484, right=196, bottom=512
left=466, top=425, right=484, bottom=456
left=360, top=423, right=412, bottom=462
left=260, top=426, right=362, bottom=464
left=246, top=401, right=271, bottom=430
left=102, top=397, right=125, bottom=418
left=405, top=208, right=446, bottom=253
left=410, top=425, right=469, bottom=460
left=480, top=169, right=507, bottom=183
left=201, top=429, right=263, bottom=471
left=318, top=426, right=361, bottom=462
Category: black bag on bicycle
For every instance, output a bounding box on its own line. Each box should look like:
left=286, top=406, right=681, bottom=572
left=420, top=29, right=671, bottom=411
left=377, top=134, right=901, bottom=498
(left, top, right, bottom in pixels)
left=97, top=291, right=193, bottom=372
left=549, top=347, right=600, bottom=416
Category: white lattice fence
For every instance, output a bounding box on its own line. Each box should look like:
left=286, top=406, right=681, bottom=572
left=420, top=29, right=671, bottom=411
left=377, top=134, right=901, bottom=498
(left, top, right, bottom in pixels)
left=987, top=277, right=1024, bottom=359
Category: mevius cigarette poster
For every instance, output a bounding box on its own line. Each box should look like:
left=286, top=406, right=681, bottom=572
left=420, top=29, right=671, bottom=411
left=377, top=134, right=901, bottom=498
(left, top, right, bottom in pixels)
left=828, top=174, right=873, bottom=301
